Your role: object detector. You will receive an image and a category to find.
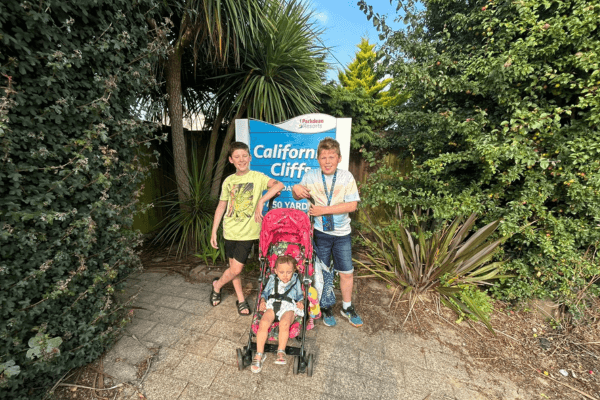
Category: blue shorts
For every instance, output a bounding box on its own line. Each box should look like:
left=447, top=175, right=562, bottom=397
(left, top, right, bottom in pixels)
left=313, top=230, right=353, bottom=274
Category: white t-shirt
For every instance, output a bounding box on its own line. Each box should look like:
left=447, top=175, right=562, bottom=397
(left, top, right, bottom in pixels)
left=299, top=168, right=360, bottom=236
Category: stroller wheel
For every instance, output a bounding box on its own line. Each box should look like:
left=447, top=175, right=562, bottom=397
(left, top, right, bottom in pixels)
left=307, top=354, right=314, bottom=377
left=236, top=348, right=244, bottom=371
left=292, top=355, right=300, bottom=375
left=243, top=349, right=252, bottom=368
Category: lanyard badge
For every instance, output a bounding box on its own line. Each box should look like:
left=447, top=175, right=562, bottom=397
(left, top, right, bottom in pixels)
left=321, top=171, right=337, bottom=232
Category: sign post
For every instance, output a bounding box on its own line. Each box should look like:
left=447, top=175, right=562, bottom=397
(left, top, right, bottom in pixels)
left=236, top=113, right=351, bottom=212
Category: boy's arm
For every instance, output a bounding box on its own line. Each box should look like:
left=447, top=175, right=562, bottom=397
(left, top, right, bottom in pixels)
left=210, top=200, right=228, bottom=248
left=254, top=178, right=284, bottom=222
left=292, top=172, right=310, bottom=200
left=308, top=201, right=357, bottom=217
left=262, top=178, right=284, bottom=201
left=292, top=184, right=310, bottom=200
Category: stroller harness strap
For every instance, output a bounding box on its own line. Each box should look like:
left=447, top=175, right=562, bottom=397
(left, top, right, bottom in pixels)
left=268, top=275, right=298, bottom=320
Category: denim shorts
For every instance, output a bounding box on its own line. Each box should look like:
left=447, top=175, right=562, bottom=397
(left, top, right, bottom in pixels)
left=313, top=230, right=353, bottom=274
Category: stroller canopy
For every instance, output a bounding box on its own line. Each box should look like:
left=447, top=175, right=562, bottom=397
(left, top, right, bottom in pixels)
left=259, top=208, right=313, bottom=276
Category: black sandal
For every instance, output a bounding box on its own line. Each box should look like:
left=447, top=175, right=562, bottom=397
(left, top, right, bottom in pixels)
left=236, top=300, right=251, bottom=316
left=210, top=278, right=221, bottom=306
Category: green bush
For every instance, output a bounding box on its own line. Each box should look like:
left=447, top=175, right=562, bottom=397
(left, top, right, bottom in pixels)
left=0, top=1, right=162, bottom=398
left=446, top=284, right=494, bottom=325
left=360, top=0, right=600, bottom=312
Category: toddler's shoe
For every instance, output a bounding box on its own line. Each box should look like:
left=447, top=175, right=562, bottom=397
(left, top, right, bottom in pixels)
left=340, top=305, right=363, bottom=327
left=251, top=352, right=267, bottom=373
left=274, top=349, right=287, bottom=365
left=322, top=307, right=337, bottom=327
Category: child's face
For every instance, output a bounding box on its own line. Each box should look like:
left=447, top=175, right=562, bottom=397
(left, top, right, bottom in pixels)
left=318, top=149, right=341, bottom=175
left=274, top=261, right=294, bottom=283
left=229, top=149, right=251, bottom=174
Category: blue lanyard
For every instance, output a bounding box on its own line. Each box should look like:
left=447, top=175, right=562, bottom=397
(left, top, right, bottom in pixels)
left=321, top=170, right=337, bottom=206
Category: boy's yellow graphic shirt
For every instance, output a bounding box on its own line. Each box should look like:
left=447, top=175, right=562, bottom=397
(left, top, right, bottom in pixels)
left=220, top=171, right=270, bottom=240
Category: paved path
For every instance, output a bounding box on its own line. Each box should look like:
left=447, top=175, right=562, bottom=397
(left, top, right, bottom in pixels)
left=106, top=271, right=533, bottom=400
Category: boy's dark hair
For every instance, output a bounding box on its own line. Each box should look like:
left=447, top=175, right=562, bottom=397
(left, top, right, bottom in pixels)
left=275, top=255, right=297, bottom=269
left=228, top=141, right=250, bottom=158
left=317, top=137, right=341, bottom=157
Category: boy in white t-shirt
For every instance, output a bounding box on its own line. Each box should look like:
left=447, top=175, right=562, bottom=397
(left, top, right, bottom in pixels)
left=292, top=137, right=363, bottom=327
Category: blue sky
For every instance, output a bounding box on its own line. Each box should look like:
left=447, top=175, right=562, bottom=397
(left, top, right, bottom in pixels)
left=308, top=0, right=404, bottom=81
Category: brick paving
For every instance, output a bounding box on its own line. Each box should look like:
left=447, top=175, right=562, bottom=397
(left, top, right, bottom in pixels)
left=104, top=272, right=534, bottom=400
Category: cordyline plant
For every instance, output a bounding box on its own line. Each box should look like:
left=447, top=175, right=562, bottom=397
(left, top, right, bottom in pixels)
left=153, top=147, right=215, bottom=259
left=355, top=209, right=512, bottom=331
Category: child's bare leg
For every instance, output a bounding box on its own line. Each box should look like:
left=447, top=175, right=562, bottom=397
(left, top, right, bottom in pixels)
left=252, top=310, right=274, bottom=373
left=256, top=310, right=275, bottom=355
left=339, top=272, right=353, bottom=303
left=277, top=311, right=295, bottom=351
left=231, top=274, right=245, bottom=303
left=213, top=258, right=248, bottom=312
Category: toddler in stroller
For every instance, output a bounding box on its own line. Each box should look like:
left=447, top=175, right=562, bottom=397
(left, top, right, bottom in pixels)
left=236, top=208, right=316, bottom=376
left=252, top=255, right=304, bottom=372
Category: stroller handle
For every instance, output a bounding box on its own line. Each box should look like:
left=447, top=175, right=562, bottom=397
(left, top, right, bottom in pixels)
left=267, top=191, right=281, bottom=211
left=308, top=196, right=315, bottom=224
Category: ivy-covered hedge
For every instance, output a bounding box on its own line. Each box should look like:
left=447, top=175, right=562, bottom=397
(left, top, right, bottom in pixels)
left=0, top=1, right=162, bottom=398
left=361, top=0, right=600, bottom=312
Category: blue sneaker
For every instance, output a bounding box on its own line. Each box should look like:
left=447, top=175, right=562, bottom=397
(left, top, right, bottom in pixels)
left=340, top=305, right=363, bottom=327
left=321, top=307, right=337, bottom=327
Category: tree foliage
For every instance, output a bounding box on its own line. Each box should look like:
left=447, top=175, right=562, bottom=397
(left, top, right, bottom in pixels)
left=147, top=0, right=261, bottom=203
left=223, top=0, right=326, bottom=123
left=0, top=1, right=161, bottom=397
left=201, top=0, right=327, bottom=199
left=319, top=83, right=390, bottom=150
left=320, top=38, right=407, bottom=151
left=338, top=37, right=405, bottom=108
left=360, top=0, right=600, bottom=310
left=146, top=0, right=326, bottom=202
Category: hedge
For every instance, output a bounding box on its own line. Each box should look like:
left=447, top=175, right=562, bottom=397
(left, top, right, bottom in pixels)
left=0, top=1, right=163, bottom=397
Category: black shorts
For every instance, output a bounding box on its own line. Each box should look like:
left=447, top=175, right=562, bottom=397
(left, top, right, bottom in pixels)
left=224, top=239, right=255, bottom=264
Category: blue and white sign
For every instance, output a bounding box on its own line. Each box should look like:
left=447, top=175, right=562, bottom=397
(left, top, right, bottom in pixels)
left=236, top=113, right=351, bottom=212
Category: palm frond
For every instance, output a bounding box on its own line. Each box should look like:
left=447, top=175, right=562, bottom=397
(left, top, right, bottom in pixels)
left=215, top=0, right=327, bottom=123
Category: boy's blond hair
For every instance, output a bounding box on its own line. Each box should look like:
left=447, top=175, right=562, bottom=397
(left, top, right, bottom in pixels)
left=317, top=137, right=341, bottom=157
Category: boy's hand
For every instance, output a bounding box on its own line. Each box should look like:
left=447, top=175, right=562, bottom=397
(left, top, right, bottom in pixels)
left=296, top=301, right=304, bottom=310
left=292, top=184, right=310, bottom=199
left=308, top=204, right=326, bottom=217
left=210, top=232, right=219, bottom=249
left=259, top=299, right=266, bottom=311
left=254, top=200, right=265, bottom=223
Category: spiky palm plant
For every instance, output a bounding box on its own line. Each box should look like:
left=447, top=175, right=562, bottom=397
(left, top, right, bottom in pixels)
left=220, top=0, right=328, bottom=123
left=355, top=209, right=512, bottom=331
left=205, top=0, right=328, bottom=198
left=145, top=0, right=262, bottom=202
left=152, top=148, right=214, bottom=259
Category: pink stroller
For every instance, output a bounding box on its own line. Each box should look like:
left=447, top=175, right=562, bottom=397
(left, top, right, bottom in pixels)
left=236, top=208, right=316, bottom=376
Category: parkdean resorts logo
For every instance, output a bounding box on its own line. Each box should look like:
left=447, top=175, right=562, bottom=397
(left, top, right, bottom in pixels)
left=298, top=117, right=324, bottom=130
